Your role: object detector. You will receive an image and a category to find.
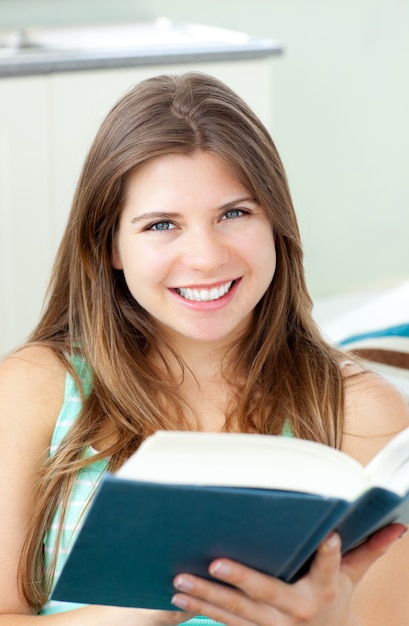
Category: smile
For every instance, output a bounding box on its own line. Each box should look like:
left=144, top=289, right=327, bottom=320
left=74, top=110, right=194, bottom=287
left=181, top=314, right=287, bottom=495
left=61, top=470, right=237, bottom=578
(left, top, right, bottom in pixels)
left=175, top=281, right=234, bottom=302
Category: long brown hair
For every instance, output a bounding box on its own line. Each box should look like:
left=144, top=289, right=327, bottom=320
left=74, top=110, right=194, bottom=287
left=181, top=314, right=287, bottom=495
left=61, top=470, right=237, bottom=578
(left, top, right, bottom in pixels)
left=20, top=72, right=345, bottom=609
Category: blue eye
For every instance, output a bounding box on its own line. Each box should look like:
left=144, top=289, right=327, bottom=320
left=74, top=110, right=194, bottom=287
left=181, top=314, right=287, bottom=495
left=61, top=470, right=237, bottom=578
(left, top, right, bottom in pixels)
left=223, top=209, right=246, bottom=220
left=149, top=221, right=175, bottom=231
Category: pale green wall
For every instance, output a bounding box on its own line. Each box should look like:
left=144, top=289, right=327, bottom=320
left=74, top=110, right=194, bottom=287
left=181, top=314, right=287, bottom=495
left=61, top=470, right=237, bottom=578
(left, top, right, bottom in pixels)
left=1, top=0, right=409, bottom=297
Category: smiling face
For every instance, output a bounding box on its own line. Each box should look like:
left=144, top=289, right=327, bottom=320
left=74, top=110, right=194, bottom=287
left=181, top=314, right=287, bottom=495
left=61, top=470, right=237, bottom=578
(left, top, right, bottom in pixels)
left=112, top=151, right=276, bottom=350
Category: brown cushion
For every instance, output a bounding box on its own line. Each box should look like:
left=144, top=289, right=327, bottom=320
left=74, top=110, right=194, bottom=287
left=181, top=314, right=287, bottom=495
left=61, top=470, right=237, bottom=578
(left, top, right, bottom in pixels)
left=351, top=348, right=409, bottom=369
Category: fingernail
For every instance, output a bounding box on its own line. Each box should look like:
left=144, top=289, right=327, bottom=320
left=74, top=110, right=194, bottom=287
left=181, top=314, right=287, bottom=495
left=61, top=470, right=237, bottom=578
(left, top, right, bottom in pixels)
left=399, top=528, right=408, bottom=539
left=174, top=575, right=194, bottom=592
left=209, top=560, right=232, bottom=578
left=324, top=533, right=340, bottom=551
left=171, top=595, right=189, bottom=609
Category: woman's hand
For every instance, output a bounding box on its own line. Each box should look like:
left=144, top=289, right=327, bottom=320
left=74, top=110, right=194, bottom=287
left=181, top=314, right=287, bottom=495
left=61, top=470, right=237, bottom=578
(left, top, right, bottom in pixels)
left=171, top=524, right=405, bottom=626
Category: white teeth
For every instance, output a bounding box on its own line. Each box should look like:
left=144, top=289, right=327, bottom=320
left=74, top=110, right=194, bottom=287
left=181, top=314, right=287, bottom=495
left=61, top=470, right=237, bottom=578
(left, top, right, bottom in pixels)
left=177, top=281, right=233, bottom=301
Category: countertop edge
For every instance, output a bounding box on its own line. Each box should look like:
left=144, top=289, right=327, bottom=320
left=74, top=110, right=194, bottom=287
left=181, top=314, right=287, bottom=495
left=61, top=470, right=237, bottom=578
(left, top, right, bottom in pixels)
left=0, top=43, right=283, bottom=78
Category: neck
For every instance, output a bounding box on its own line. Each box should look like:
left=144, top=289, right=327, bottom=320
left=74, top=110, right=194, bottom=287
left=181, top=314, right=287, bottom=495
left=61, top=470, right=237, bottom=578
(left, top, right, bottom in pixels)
left=149, top=336, right=242, bottom=432
left=161, top=335, right=233, bottom=378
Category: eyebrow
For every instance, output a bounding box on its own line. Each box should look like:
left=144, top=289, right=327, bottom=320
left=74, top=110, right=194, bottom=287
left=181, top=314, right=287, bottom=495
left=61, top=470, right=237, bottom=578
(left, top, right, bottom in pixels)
left=131, top=211, right=180, bottom=224
left=130, top=197, right=257, bottom=224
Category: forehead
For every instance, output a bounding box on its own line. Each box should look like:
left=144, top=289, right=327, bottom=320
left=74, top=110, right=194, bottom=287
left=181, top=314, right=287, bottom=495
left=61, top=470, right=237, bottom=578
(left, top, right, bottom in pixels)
left=123, top=152, right=251, bottom=208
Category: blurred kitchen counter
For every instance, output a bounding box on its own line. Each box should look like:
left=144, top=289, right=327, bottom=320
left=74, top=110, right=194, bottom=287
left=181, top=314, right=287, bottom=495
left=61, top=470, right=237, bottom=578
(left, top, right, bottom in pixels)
left=0, top=19, right=281, bottom=77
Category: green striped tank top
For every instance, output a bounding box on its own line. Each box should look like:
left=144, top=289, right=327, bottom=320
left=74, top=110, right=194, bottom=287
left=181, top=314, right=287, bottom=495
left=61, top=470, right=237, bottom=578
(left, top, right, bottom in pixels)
left=40, top=357, right=291, bottom=625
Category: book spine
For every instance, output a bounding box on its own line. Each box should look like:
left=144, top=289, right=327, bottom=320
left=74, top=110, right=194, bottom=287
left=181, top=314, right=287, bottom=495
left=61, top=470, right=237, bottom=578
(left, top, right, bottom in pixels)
left=338, top=488, right=404, bottom=553
left=278, top=500, right=350, bottom=582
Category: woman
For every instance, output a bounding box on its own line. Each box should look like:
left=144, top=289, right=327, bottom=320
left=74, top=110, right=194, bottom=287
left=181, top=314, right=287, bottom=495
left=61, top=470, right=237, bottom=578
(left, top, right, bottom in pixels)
left=0, top=72, right=408, bottom=625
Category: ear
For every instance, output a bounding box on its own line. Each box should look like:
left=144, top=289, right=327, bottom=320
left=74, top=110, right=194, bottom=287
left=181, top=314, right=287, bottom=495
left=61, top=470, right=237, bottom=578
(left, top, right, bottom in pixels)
left=111, top=237, right=123, bottom=270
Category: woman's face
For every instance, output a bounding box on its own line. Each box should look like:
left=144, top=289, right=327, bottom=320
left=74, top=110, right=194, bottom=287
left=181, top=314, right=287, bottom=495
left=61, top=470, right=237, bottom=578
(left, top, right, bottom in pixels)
left=112, top=151, right=276, bottom=349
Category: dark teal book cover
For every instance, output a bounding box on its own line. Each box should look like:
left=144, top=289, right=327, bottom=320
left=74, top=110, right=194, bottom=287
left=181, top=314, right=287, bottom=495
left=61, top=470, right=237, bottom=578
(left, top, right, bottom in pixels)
left=52, top=475, right=353, bottom=609
left=51, top=428, right=409, bottom=609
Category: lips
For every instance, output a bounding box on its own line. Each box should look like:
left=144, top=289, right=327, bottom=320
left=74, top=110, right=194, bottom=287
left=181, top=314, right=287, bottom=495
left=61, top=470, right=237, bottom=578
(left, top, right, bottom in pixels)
left=175, top=281, right=234, bottom=302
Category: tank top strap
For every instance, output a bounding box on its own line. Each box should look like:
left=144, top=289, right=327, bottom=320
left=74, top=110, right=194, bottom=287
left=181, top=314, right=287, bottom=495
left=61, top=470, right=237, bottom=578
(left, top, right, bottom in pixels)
left=282, top=420, right=294, bottom=437
left=49, top=355, right=92, bottom=455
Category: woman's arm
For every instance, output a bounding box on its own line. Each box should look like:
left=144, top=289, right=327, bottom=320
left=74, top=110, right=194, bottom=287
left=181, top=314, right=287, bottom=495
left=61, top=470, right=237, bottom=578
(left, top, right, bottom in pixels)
left=169, top=367, right=409, bottom=626
left=0, top=347, right=64, bottom=616
left=0, top=606, right=194, bottom=626
left=0, top=347, right=193, bottom=626
left=342, top=367, right=409, bottom=625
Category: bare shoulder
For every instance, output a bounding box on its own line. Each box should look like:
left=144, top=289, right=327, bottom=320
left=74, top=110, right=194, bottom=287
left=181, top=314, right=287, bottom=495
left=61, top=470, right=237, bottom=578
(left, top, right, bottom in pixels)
left=0, top=347, right=67, bottom=613
left=0, top=344, right=67, bottom=441
left=1, top=342, right=65, bottom=371
left=0, top=343, right=66, bottom=382
left=340, top=361, right=409, bottom=464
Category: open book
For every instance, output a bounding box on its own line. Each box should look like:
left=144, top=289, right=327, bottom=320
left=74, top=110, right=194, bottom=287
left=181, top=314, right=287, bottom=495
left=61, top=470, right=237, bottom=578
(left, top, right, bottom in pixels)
left=52, top=429, right=409, bottom=610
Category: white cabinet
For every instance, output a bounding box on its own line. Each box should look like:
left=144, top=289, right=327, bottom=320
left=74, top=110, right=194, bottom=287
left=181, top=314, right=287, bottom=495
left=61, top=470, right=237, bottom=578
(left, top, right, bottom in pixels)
left=0, top=57, right=275, bottom=355
left=0, top=76, right=55, bottom=354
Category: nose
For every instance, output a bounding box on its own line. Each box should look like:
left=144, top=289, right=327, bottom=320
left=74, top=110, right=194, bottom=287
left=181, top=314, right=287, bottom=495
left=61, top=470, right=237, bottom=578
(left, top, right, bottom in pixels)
left=181, top=226, right=229, bottom=272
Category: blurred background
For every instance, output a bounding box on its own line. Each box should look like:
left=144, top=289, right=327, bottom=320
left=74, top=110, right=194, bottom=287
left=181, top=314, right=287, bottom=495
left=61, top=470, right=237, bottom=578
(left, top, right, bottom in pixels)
left=1, top=0, right=408, bottom=354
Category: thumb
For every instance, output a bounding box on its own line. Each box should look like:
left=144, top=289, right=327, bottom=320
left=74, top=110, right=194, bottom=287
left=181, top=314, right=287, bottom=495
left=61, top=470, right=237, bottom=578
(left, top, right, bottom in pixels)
left=342, top=523, right=407, bottom=585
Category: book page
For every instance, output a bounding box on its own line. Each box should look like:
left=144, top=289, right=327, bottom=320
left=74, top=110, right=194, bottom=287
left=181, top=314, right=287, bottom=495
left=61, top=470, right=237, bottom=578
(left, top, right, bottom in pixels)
left=117, top=431, right=370, bottom=501
left=366, top=426, right=409, bottom=494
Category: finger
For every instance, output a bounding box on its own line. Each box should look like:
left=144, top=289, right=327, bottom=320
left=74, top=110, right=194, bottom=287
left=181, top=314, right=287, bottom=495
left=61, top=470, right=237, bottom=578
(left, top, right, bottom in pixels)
left=171, top=591, right=256, bottom=626
left=307, top=532, right=342, bottom=588
left=208, top=559, right=289, bottom=605
left=342, top=523, right=407, bottom=585
left=207, top=558, right=306, bottom=617
left=172, top=572, right=273, bottom=626
left=206, top=552, right=340, bottom=621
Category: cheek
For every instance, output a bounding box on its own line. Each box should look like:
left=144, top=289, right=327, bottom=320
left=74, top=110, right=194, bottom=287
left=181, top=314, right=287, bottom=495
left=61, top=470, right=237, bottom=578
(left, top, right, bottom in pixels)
left=120, top=245, right=171, bottom=295
left=241, top=228, right=276, bottom=278
left=260, top=249, right=277, bottom=290
left=266, top=235, right=277, bottom=275
left=253, top=235, right=276, bottom=293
